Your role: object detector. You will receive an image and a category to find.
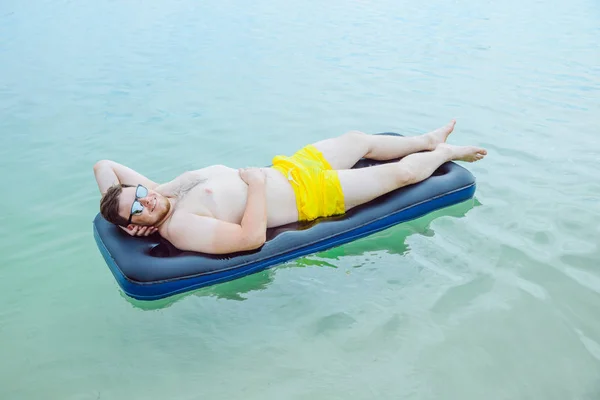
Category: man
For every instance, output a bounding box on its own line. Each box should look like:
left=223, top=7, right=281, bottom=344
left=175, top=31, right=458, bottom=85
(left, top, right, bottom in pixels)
left=94, top=120, right=486, bottom=254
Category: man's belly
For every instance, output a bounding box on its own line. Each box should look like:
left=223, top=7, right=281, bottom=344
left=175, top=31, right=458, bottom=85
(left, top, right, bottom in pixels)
left=189, top=167, right=298, bottom=228
left=263, top=168, right=299, bottom=227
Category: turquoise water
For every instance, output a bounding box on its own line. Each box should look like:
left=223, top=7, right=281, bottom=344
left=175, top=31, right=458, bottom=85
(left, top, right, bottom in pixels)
left=1, top=0, right=599, bottom=398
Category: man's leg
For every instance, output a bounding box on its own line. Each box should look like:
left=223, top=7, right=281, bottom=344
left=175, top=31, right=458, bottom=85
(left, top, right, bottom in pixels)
left=338, top=143, right=487, bottom=211
left=313, top=120, right=457, bottom=170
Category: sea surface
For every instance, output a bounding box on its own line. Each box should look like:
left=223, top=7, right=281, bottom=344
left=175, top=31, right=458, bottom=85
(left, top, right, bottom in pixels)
left=1, top=0, right=599, bottom=398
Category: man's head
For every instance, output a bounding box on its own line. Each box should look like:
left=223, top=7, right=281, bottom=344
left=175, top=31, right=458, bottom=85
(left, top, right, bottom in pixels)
left=100, top=184, right=171, bottom=228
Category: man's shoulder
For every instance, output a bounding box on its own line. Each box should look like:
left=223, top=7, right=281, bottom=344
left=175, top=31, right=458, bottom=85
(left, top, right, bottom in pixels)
left=159, top=210, right=185, bottom=239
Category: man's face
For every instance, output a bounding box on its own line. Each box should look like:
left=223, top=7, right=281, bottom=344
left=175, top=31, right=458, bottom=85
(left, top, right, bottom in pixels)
left=118, top=185, right=170, bottom=227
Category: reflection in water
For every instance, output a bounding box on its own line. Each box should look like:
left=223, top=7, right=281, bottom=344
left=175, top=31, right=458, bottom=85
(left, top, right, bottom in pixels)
left=122, top=269, right=279, bottom=310
left=125, top=198, right=479, bottom=310
left=313, top=198, right=478, bottom=261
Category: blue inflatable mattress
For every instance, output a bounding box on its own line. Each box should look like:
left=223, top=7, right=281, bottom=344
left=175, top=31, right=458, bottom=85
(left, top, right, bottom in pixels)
left=93, top=133, right=477, bottom=300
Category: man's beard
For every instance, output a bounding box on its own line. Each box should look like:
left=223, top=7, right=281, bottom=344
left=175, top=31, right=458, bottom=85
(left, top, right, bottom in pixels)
left=154, top=197, right=171, bottom=225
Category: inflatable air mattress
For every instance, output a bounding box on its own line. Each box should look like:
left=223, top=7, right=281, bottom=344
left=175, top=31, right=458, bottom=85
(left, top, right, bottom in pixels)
left=93, top=133, right=477, bottom=300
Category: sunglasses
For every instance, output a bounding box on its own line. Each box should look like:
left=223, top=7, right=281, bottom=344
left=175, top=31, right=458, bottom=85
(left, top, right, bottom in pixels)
left=127, top=184, right=149, bottom=225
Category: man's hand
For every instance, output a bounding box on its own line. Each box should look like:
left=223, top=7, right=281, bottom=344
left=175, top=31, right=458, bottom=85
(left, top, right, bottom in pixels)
left=120, top=225, right=158, bottom=237
left=238, top=167, right=266, bottom=186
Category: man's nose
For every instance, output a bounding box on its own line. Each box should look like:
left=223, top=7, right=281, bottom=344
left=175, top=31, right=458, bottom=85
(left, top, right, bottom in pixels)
left=140, top=197, right=152, bottom=207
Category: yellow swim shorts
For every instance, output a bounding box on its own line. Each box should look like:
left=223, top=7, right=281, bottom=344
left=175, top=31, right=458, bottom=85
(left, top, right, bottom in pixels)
left=272, top=145, right=345, bottom=221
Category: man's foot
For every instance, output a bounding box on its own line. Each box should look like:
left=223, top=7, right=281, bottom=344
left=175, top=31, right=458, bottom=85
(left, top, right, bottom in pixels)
left=438, top=143, right=487, bottom=162
left=425, top=120, right=456, bottom=150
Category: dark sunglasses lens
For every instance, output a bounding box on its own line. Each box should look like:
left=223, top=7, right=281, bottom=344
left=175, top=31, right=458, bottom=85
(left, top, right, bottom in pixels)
left=136, top=185, right=148, bottom=198
left=131, top=201, right=144, bottom=215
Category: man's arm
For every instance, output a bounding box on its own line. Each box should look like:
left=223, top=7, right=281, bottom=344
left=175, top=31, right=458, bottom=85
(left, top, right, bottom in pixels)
left=167, top=214, right=266, bottom=254
left=93, top=160, right=160, bottom=237
left=166, top=168, right=268, bottom=254
left=93, top=160, right=159, bottom=194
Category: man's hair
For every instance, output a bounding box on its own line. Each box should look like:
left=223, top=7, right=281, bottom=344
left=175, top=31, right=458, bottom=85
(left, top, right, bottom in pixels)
left=100, top=184, right=133, bottom=226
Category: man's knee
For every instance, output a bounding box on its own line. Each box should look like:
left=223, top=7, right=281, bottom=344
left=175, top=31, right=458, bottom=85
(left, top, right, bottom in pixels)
left=342, top=130, right=370, bottom=152
left=394, top=164, right=417, bottom=187
left=342, top=130, right=368, bottom=141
